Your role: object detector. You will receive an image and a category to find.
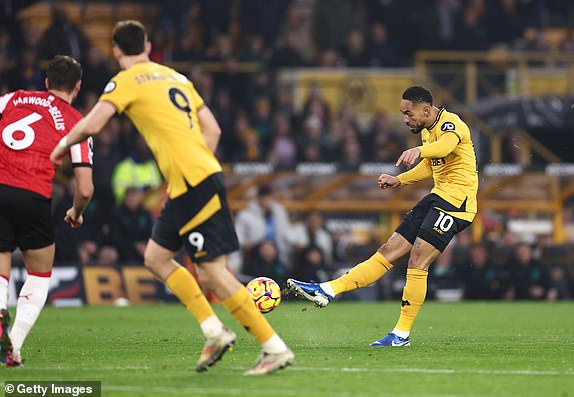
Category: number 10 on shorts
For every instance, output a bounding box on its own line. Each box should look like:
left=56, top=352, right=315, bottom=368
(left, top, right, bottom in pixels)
left=434, top=211, right=454, bottom=232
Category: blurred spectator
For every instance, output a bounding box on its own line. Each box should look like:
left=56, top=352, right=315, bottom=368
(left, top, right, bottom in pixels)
left=291, top=245, right=329, bottom=283
left=235, top=185, right=293, bottom=267
left=365, top=22, right=402, bottom=67
left=269, top=31, right=306, bottom=69
left=239, top=0, right=290, bottom=50
left=505, top=243, right=557, bottom=301
left=5, top=47, right=43, bottom=91
left=173, top=2, right=204, bottom=60
left=245, top=70, right=274, bottom=113
left=213, top=55, right=248, bottom=106
left=341, top=135, right=362, bottom=168
left=363, top=111, right=406, bottom=162
left=484, top=0, right=523, bottom=47
left=211, top=89, right=236, bottom=160
left=111, top=135, right=163, bottom=205
left=240, top=35, right=266, bottom=63
left=81, top=47, right=111, bottom=96
left=268, top=112, right=297, bottom=168
left=36, top=8, right=91, bottom=62
left=318, top=49, right=341, bottom=68
left=149, top=27, right=171, bottom=64
left=464, top=243, right=504, bottom=299
left=200, top=0, right=232, bottom=50
left=91, top=121, right=121, bottom=214
left=172, top=33, right=203, bottom=62
left=75, top=200, right=120, bottom=267
left=312, top=0, right=362, bottom=52
left=340, top=30, right=367, bottom=67
left=422, top=0, right=461, bottom=50
left=539, top=242, right=573, bottom=300
left=0, top=27, right=15, bottom=63
left=114, top=188, right=153, bottom=262
left=279, top=4, right=315, bottom=62
left=291, top=211, right=333, bottom=267
left=53, top=178, right=83, bottom=262
left=455, top=3, right=488, bottom=50
left=231, top=112, right=262, bottom=161
left=429, top=244, right=463, bottom=297
left=243, top=239, right=288, bottom=285
left=251, top=96, right=273, bottom=150
left=298, top=116, right=326, bottom=162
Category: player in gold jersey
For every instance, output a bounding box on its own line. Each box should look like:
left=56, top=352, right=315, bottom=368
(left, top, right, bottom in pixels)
left=288, top=86, right=478, bottom=346
left=50, top=20, right=293, bottom=375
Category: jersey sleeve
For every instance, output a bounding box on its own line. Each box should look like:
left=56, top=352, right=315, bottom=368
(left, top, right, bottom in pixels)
left=438, top=118, right=465, bottom=142
left=397, top=158, right=432, bottom=185
left=417, top=133, right=459, bottom=158
left=98, top=72, right=135, bottom=114
left=0, top=92, right=15, bottom=114
left=69, top=137, right=94, bottom=167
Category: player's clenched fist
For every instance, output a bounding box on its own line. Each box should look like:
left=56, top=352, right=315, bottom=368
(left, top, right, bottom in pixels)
left=64, top=207, right=84, bottom=228
left=378, top=174, right=400, bottom=189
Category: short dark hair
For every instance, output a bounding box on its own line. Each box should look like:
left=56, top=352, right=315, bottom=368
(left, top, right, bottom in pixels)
left=46, top=55, right=82, bottom=93
left=402, top=85, right=433, bottom=106
left=112, top=20, right=146, bottom=56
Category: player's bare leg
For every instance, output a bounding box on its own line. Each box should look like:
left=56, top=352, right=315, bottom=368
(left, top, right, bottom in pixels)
left=196, top=257, right=294, bottom=375
left=288, top=233, right=411, bottom=306
left=0, top=252, right=10, bottom=310
left=144, top=240, right=234, bottom=372
left=371, top=237, right=440, bottom=347
left=0, top=251, right=12, bottom=364
left=6, top=244, right=55, bottom=366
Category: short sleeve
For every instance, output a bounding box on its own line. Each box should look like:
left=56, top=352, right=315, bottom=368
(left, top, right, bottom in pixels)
left=438, top=120, right=463, bottom=142
left=0, top=92, right=15, bottom=114
left=69, top=137, right=94, bottom=167
left=98, top=73, right=135, bottom=114
left=188, top=82, right=205, bottom=111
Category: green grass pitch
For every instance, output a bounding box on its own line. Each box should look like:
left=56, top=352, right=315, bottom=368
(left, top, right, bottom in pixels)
left=1, top=301, right=573, bottom=396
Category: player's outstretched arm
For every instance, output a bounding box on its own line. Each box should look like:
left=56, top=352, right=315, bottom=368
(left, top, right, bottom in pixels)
left=396, top=158, right=432, bottom=186
left=417, top=132, right=459, bottom=159
left=197, top=106, right=222, bottom=154
left=65, top=166, right=94, bottom=228
left=50, top=101, right=116, bottom=164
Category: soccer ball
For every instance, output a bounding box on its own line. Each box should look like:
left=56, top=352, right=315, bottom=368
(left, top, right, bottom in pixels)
left=246, top=277, right=281, bottom=313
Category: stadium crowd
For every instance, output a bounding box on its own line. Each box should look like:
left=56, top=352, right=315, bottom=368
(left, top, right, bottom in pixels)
left=0, top=0, right=573, bottom=300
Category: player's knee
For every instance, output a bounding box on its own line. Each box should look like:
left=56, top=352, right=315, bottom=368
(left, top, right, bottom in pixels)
left=378, top=240, right=410, bottom=262
left=143, top=251, right=163, bottom=271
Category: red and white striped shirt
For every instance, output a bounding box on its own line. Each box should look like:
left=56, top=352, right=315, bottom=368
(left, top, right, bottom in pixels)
left=0, top=90, right=93, bottom=198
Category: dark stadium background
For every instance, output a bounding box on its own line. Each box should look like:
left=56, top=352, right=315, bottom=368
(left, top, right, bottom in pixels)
left=1, top=0, right=573, bottom=306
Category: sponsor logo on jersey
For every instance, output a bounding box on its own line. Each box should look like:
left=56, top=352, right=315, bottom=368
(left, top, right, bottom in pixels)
left=103, top=81, right=116, bottom=94
left=441, top=122, right=455, bottom=131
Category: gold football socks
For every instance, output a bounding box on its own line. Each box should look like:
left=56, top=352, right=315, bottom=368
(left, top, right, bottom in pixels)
left=328, top=252, right=394, bottom=296
left=166, top=266, right=214, bottom=323
left=395, top=268, right=428, bottom=334
left=222, top=287, right=275, bottom=344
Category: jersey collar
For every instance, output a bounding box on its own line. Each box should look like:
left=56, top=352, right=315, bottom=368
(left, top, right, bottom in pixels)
left=427, top=108, right=445, bottom=131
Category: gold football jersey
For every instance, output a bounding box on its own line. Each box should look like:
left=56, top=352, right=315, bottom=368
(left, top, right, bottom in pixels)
left=421, top=108, right=478, bottom=220
left=99, top=61, right=221, bottom=198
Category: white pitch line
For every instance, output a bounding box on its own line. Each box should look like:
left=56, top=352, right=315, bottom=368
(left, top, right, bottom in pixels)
left=274, top=366, right=574, bottom=377
left=18, top=365, right=574, bottom=377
